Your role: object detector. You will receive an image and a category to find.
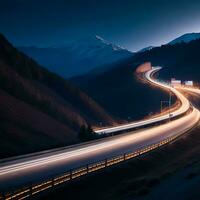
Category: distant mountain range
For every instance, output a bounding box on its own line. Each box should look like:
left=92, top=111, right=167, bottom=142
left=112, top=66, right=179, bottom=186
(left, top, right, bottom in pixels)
left=18, top=35, right=133, bottom=78
left=17, top=32, right=200, bottom=80
left=0, top=33, right=115, bottom=158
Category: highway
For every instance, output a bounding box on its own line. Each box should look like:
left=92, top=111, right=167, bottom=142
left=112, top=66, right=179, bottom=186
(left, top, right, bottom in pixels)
left=95, top=67, right=190, bottom=134
left=0, top=67, right=199, bottom=198
left=177, top=86, right=200, bottom=95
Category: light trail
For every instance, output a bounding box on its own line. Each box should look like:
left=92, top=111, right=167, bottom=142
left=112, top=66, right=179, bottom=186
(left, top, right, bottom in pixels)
left=0, top=66, right=199, bottom=194
left=0, top=108, right=199, bottom=177
left=177, top=86, right=200, bottom=95
left=95, top=67, right=190, bottom=134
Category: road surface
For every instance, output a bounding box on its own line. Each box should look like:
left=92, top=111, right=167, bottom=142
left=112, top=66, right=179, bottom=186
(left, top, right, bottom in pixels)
left=0, top=67, right=199, bottom=196
left=177, top=86, right=200, bottom=95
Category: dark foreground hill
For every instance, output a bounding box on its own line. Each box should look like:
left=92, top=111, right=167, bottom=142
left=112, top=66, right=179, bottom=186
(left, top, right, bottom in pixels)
left=0, top=33, right=115, bottom=158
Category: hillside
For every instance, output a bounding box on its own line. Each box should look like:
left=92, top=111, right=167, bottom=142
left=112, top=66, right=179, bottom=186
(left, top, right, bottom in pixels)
left=168, top=32, right=200, bottom=45
left=72, top=60, right=170, bottom=121
left=0, top=33, right=115, bottom=158
left=18, top=36, right=133, bottom=78
left=133, top=38, right=200, bottom=82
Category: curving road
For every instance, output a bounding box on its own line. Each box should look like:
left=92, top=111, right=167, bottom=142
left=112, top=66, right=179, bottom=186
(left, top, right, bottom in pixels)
left=96, top=67, right=190, bottom=134
left=0, top=67, right=199, bottom=193
left=177, top=86, right=200, bottom=95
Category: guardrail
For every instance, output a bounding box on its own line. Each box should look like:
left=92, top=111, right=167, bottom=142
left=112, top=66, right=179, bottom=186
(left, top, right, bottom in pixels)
left=0, top=133, right=180, bottom=200
left=98, top=105, right=193, bottom=137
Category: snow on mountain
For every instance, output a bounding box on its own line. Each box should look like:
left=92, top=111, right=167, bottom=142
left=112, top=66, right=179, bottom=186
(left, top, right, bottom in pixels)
left=168, top=33, right=200, bottom=45
left=18, top=36, right=133, bottom=78
left=138, top=46, right=155, bottom=53
left=95, top=35, right=110, bottom=45
left=95, top=35, right=126, bottom=51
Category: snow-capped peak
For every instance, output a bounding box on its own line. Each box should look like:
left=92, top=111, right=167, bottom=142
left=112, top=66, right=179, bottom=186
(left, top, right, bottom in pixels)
left=95, top=35, right=110, bottom=45
left=95, top=35, right=127, bottom=51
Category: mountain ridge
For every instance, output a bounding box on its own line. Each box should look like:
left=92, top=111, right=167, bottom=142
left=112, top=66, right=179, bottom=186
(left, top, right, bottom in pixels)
left=168, top=32, right=200, bottom=45
left=18, top=35, right=133, bottom=78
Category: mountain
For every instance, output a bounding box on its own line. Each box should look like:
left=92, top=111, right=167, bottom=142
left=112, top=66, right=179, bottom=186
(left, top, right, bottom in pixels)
left=168, top=33, right=200, bottom=45
left=132, top=38, right=200, bottom=82
left=18, top=36, right=133, bottom=78
left=134, top=32, right=200, bottom=53
left=0, top=33, right=116, bottom=158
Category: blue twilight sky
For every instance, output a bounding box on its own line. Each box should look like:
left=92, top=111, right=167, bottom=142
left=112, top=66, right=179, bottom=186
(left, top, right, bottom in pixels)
left=1, top=0, right=200, bottom=51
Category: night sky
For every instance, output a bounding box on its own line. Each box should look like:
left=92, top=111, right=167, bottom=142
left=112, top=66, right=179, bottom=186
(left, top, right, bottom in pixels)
left=1, top=0, right=200, bottom=51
